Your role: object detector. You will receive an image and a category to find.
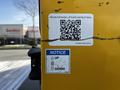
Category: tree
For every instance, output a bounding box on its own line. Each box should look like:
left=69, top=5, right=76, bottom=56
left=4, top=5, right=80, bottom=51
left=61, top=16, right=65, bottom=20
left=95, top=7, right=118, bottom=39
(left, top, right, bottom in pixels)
left=13, top=0, right=39, bottom=46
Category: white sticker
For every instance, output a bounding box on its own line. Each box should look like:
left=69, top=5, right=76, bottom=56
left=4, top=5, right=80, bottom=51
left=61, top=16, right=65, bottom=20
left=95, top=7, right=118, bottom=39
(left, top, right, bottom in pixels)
left=48, top=13, right=94, bottom=46
left=46, top=49, right=70, bottom=74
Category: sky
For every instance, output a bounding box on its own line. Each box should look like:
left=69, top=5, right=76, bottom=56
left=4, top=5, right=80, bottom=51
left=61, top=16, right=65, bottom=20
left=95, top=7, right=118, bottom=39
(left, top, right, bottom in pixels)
left=0, top=0, right=39, bottom=26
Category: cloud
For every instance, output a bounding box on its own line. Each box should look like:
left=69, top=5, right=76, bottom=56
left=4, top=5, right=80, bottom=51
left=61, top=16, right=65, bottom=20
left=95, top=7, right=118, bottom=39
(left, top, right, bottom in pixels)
left=35, top=15, right=39, bottom=26
left=13, top=12, right=27, bottom=22
left=13, top=11, right=39, bottom=26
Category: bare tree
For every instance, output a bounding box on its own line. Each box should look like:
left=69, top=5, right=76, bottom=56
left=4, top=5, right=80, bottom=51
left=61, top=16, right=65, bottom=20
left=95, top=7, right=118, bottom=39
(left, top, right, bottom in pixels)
left=13, top=0, right=39, bottom=46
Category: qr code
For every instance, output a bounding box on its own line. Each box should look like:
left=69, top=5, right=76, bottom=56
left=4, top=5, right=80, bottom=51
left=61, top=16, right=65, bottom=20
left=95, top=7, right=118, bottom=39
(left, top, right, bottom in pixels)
left=60, top=20, right=81, bottom=41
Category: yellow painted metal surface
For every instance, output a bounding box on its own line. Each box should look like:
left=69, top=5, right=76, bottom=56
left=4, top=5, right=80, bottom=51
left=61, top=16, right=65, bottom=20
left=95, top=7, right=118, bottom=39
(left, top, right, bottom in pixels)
left=40, top=0, right=120, bottom=90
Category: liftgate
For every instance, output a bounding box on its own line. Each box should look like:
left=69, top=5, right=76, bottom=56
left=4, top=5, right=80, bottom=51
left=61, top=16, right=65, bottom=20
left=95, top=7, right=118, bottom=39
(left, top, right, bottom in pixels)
left=40, top=0, right=120, bottom=90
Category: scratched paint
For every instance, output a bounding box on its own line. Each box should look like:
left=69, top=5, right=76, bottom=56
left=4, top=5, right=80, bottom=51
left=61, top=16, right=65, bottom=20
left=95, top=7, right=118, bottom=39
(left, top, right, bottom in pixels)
left=41, top=0, right=120, bottom=90
left=42, top=36, right=120, bottom=42
left=57, top=1, right=64, bottom=4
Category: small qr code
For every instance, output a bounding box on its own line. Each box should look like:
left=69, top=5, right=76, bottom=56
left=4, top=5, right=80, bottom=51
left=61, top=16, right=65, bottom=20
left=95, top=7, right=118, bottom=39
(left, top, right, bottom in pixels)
left=60, top=20, right=81, bottom=41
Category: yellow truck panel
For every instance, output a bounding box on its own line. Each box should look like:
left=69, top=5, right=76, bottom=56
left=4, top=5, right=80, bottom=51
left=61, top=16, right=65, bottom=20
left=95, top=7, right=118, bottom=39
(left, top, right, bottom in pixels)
left=40, top=0, right=120, bottom=90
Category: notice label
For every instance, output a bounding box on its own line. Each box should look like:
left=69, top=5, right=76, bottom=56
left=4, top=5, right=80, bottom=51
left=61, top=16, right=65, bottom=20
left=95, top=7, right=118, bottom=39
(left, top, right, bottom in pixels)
left=46, top=49, right=70, bottom=74
left=48, top=13, right=94, bottom=46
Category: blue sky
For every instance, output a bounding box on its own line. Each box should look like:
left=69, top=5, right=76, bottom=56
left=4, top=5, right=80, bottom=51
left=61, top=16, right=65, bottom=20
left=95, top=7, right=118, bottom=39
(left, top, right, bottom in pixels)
left=0, top=0, right=39, bottom=26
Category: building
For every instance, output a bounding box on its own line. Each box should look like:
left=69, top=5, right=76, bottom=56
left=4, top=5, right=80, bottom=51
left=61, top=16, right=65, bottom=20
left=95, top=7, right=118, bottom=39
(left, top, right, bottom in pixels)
left=24, top=26, right=40, bottom=45
left=0, top=24, right=40, bottom=45
left=0, top=24, right=23, bottom=45
left=25, top=26, right=40, bottom=39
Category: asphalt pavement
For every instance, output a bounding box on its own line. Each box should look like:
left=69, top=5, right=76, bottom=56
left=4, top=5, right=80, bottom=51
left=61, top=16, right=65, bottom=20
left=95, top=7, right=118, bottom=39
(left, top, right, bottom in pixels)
left=0, top=49, right=40, bottom=90
left=18, top=78, right=40, bottom=90
left=0, top=49, right=30, bottom=61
